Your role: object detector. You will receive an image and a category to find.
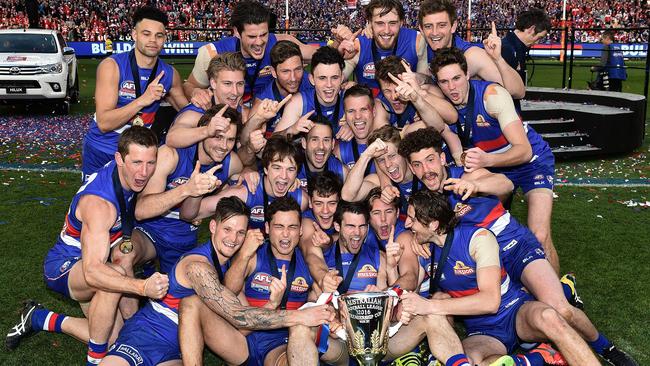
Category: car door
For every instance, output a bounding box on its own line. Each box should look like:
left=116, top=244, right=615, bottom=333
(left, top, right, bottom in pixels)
left=57, top=32, right=76, bottom=87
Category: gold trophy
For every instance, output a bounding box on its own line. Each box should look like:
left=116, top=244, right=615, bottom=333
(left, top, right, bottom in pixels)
left=338, top=292, right=394, bottom=366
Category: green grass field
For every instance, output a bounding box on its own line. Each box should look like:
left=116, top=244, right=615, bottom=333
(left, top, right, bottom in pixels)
left=0, top=56, right=649, bottom=365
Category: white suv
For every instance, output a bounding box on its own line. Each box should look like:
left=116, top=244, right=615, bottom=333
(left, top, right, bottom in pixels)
left=0, top=29, right=79, bottom=114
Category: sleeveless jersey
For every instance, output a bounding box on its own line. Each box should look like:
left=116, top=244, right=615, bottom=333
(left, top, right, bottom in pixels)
left=418, top=226, right=527, bottom=331
left=297, top=155, right=345, bottom=189
left=244, top=241, right=313, bottom=310
left=245, top=174, right=305, bottom=230
left=337, top=139, right=377, bottom=174
left=453, top=80, right=550, bottom=160
left=85, top=52, right=174, bottom=155
left=355, top=27, right=419, bottom=93
left=256, top=74, right=313, bottom=137
left=52, top=161, right=133, bottom=258
left=300, top=89, right=346, bottom=134
left=214, top=34, right=278, bottom=102
left=323, top=239, right=381, bottom=292
left=137, top=144, right=233, bottom=245
left=393, top=177, right=420, bottom=218
left=147, top=241, right=229, bottom=325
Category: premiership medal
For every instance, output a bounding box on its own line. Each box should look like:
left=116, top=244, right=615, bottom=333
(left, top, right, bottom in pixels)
left=119, top=237, right=134, bottom=254
left=132, top=115, right=144, bottom=127
left=460, top=151, right=467, bottom=166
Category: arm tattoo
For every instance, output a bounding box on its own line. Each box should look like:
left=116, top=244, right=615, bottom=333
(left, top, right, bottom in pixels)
left=186, top=261, right=293, bottom=330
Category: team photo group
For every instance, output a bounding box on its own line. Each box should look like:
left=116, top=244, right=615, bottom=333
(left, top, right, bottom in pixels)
left=4, top=1, right=640, bottom=365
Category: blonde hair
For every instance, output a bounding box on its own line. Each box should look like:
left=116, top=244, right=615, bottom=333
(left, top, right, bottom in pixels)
left=207, top=52, right=246, bottom=81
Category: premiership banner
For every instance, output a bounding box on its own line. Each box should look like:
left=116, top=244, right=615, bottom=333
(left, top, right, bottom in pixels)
left=68, top=41, right=648, bottom=58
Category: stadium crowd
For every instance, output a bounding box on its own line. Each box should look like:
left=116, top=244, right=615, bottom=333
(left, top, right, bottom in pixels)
left=3, top=1, right=642, bottom=366
left=0, top=0, right=647, bottom=42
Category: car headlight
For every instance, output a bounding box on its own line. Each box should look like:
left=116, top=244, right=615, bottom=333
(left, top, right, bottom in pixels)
left=39, top=63, right=63, bottom=74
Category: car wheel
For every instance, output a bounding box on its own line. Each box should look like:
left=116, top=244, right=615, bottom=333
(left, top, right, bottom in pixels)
left=68, top=67, right=80, bottom=104
left=54, top=99, right=70, bottom=115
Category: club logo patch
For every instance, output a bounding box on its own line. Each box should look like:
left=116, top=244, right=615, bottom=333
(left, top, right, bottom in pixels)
left=290, top=276, right=310, bottom=292
left=453, top=261, right=474, bottom=276
left=357, top=264, right=378, bottom=278
left=454, top=202, right=472, bottom=217
left=476, top=114, right=490, bottom=127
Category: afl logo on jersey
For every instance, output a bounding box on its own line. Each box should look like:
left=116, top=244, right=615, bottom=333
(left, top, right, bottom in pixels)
left=252, top=272, right=272, bottom=292
left=290, top=277, right=310, bottom=293
left=357, top=264, right=378, bottom=278
left=454, top=202, right=472, bottom=217
left=167, top=177, right=189, bottom=190
left=251, top=205, right=265, bottom=222
left=119, top=80, right=136, bottom=99
left=259, top=65, right=273, bottom=78
left=453, top=261, right=475, bottom=276
left=362, top=62, right=375, bottom=79
left=59, top=260, right=72, bottom=273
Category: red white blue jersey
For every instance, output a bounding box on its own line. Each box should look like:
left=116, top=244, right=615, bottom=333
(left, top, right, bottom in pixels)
left=427, top=34, right=478, bottom=64
left=296, top=156, right=345, bottom=189
left=356, top=27, right=419, bottom=94
left=393, top=177, right=420, bottom=218
left=85, top=52, right=173, bottom=155
left=323, top=238, right=381, bottom=292
left=337, top=139, right=377, bottom=174
left=52, top=161, right=133, bottom=258
left=300, top=89, right=345, bottom=134
left=145, top=241, right=228, bottom=326
left=453, top=80, right=551, bottom=161
left=418, top=226, right=527, bottom=330
left=214, top=34, right=278, bottom=102
left=256, top=75, right=313, bottom=137
left=137, top=144, right=233, bottom=246
left=244, top=174, right=305, bottom=230
left=377, top=93, right=420, bottom=129
left=244, top=241, right=313, bottom=310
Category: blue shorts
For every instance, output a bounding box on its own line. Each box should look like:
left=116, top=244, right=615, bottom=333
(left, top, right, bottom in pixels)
left=501, top=229, right=546, bottom=282
left=245, top=329, right=289, bottom=366
left=81, top=138, right=114, bottom=182
left=107, top=304, right=180, bottom=366
left=135, top=226, right=196, bottom=274
left=495, top=152, right=555, bottom=194
left=465, top=292, right=534, bottom=353
left=43, top=248, right=80, bottom=299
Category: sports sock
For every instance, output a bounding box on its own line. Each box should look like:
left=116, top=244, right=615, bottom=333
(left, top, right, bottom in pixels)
left=86, top=339, right=108, bottom=365
left=446, top=353, right=471, bottom=366
left=589, top=333, right=613, bottom=355
left=561, top=281, right=574, bottom=302
left=512, top=353, right=544, bottom=366
left=31, top=308, right=67, bottom=333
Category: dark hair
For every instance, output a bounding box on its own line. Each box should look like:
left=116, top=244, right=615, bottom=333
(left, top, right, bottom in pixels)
left=398, top=127, right=444, bottom=159
left=307, top=114, right=334, bottom=137
left=343, top=84, right=375, bottom=107
left=334, top=200, right=370, bottom=224
left=408, top=190, right=457, bottom=234
left=132, top=6, right=168, bottom=27
left=213, top=196, right=250, bottom=223
left=430, top=47, right=468, bottom=77
left=365, top=0, right=405, bottom=21
left=117, top=126, right=158, bottom=158
left=515, top=8, right=552, bottom=34
left=368, top=124, right=401, bottom=146
left=265, top=196, right=302, bottom=222
left=310, top=46, right=344, bottom=73
left=418, top=0, right=457, bottom=26
left=365, top=186, right=399, bottom=211
left=308, top=171, right=342, bottom=199
left=270, top=40, right=303, bottom=68
left=375, top=55, right=406, bottom=84
left=230, top=1, right=271, bottom=34
left=261, top=134, right=304, bottom=169
left=197, top=103, right=243, bottom=135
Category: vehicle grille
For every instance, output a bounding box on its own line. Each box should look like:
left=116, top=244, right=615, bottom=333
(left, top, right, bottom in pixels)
left=0, top=80, right=40, bottom=88
left=0, top=65, right=44, bottom=75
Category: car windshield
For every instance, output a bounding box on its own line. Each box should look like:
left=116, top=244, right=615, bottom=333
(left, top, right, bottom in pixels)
left=0, top=34, right=58, bottom=53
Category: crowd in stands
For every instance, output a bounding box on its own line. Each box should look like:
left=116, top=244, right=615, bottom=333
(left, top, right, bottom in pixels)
left=0, top=0, right=647, bottom=43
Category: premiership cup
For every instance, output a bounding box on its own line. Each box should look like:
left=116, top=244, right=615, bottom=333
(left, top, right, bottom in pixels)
left=338, top=292, right=394, bottom=366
